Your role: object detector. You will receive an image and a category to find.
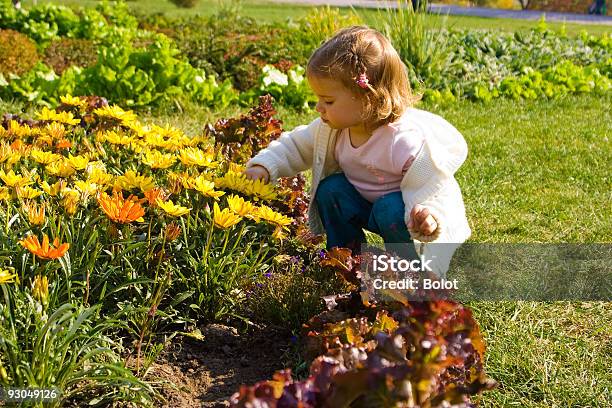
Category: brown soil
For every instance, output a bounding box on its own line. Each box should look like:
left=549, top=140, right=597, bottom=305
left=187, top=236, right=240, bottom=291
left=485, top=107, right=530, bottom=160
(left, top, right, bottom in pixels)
left=148, top=324, right=291, bottom=407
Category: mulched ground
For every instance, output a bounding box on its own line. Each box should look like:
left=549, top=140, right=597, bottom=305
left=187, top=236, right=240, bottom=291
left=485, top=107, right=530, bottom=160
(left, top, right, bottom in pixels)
left=148, top=324, right=292, bottom=407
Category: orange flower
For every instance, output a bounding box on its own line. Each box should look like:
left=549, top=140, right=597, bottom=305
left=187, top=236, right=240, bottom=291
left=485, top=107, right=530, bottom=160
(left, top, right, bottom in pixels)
left=97, top=191, right=145, bottom=224
left=55, top=138, right=72, bottom=150
left=19, top=234, right=70, bottom=260
left=144, top=187, right=169, bottom=207
left=10, top=139, right=23, bottom=150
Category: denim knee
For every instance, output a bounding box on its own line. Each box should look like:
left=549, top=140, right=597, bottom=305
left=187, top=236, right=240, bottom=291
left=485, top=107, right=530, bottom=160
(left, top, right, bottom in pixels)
left=370, top=192, right=407, bottom=236
left=315, top=173, right=352, bottom=206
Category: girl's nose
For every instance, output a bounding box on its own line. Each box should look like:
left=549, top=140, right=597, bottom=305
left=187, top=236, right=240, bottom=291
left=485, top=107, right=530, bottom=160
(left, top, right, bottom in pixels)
left=316, top=101, right=325, bottom=113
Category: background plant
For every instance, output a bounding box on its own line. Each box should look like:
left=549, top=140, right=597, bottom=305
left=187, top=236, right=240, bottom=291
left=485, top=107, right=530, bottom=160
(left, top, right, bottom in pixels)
left=0, top=29, right=40, bottom=76
left=43, top=38, right=98, bottom=75
left=380, top=0, right=452, bottom=94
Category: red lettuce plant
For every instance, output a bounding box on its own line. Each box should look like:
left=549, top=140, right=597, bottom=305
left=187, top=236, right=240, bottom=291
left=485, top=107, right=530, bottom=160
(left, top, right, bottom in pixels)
left=231, top=300, right=494, bottom=407
left=231, top=248, right=495, bottom=407
left=207, top=94, right=282, bottom=165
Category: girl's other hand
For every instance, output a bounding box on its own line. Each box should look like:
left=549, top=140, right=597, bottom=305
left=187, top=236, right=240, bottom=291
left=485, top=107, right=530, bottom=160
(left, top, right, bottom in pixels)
left=408, top=204, right=438, bottom=236
left=244, top=165, right=270, bottom=183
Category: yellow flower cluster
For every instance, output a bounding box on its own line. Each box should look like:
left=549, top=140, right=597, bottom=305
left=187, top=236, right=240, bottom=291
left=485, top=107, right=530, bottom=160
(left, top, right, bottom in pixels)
left=1, top=95, right=296, bottom=253
left=215, top=171, right=277, bottom=201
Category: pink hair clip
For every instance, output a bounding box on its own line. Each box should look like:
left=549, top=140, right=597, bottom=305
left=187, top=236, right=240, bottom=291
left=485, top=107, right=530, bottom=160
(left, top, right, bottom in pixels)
left=356, top=73, right=369, bottom=89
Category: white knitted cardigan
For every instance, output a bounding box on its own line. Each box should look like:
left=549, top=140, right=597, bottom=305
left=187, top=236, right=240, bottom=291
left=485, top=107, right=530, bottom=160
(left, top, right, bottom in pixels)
left=246, top=108, right=472, bottom=275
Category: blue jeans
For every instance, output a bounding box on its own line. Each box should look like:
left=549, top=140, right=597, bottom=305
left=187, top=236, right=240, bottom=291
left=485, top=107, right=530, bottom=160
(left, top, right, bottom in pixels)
left=315, top=173, right=418, bottom=259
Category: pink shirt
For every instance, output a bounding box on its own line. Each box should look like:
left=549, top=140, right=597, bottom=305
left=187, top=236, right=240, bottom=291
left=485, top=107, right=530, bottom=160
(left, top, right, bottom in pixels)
left=334, top=114, right=424, bottom=202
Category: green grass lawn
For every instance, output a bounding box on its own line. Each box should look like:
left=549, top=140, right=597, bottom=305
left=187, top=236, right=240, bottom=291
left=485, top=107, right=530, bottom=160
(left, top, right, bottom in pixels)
left=22, top=0, right=612, bottom=36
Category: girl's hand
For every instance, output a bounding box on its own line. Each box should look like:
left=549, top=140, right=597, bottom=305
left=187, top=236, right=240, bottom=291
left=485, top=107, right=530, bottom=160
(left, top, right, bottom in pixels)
left=244, top=165, right=270, bottom=183
left=407, top=204, right=438, bottom=237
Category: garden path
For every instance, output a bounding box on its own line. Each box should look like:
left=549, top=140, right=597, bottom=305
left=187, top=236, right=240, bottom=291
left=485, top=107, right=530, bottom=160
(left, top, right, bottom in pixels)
left=268, top=0, right=612, bottom=25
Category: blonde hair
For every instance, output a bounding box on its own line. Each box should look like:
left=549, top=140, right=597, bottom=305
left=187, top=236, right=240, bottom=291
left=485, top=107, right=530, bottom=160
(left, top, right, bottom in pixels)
left=306, top=26, right=419, bottom=132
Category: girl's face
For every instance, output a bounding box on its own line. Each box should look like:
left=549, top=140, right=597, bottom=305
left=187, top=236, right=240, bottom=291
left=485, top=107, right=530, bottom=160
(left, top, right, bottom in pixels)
left=308, top=75, right=365, bottom=131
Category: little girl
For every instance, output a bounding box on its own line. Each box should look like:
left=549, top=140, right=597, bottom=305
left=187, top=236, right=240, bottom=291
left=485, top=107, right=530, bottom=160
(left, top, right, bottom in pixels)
left=245, top=26, right=471, bottom=276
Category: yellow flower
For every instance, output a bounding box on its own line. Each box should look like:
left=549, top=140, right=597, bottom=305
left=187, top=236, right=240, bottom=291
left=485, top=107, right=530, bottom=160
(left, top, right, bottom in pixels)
left=168, top=171, right=196, bottom=189
left=272, top=225, right=287, bottom=241
left=228, top=163, right=246, bottom=173
left=94, top=105, right=137, bottom=126
left=114, top=170, right=155, bottom=192
left=30, top=149, right=61, bottom=165
left=215, top=171, right=247, bottom=191
left=61, top=188, right=81, bottom=215
left=66, top=154, right=89, bottom=171
left=36, top=107, right=80, bottom=126
left=0, top=268, right=17, bottom=284
left=215, top=171, right=277, bottom=201
left=255, top=204, right=293, bottom=227
left=74, top=180, right=100, bottom=201
left=0, top=143, right=11, bottom=163
left=60, top=94, right=87, bottom=109
left=40, top=180, right=65, bottom=197
left=7, top=120, right=34, bottom=138
left=16, top=186, right=42, bottom=199
left=32, top=275, right=49, bottom=306
left=169, top=134, right=192, bottom=149
left=156, top=199, right=191, bottom=217
left=213, top=202, right=242, bottom=229
left=0, top=169, right=33, bottom=188
left=144, top=133, right=169, bottom=149
left=124, top=120, right=148, bottom=137
left=226, top=195, right=257, bottom=218
left=0, top=187, right=11, bottom=201
left=179, top=147, right=218, bottom=168
left=149, top=123, right=183, bottom=140
left=23, top=201, right=45, bottom=226
left=192, top=177, right=225, bottom=200
left=244, top=178, right=277, bottom=201
left=100, top=130, right=135, bottom=146
left=45, top=160, right=76, bottom=178
left=86, top=167, right=114, bottom=186
left=5, top=151, right=21, bottom=167
left=141, top=149, right=176, bottom=169
left=43, top=122, right=67, bottom=140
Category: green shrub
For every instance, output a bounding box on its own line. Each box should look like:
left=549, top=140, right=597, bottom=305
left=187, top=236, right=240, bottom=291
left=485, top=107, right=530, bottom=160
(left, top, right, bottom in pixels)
left=168, top=11, right=303, bottom=91
left=43, top=38, right=98, bottom=75
left=379, top=0, right=451, bottom=93
left=0, top=0, right=137, bottom=45
left=0, top=29, right=39, bottom=76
